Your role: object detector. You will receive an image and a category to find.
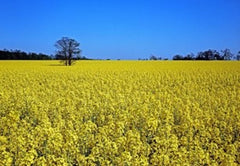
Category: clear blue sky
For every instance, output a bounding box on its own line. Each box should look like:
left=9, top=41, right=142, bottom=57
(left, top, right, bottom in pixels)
left=0, top=0, right=240, bottom=59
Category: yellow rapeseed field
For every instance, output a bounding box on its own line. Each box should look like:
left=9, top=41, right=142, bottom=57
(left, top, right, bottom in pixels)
left=0, top=60, right=239, bottom=165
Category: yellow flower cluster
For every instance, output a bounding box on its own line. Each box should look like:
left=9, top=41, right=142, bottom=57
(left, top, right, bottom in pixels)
left=0, top=60, right=239, bottom=165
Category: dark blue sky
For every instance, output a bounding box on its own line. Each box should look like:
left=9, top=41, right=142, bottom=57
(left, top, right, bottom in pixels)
left=1, top=0, right=240, bottom=59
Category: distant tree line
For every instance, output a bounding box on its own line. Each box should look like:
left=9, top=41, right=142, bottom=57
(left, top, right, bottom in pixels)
left=0, top=49, right=52, bottom=60
left=139, top=55, right=168, bottom=61
left=1, top=48, right=239, bottom=61
left=0, top=49, right=91, bottom=60
left=140, top=49, right=240, bottom=61
left=172, top=49, right=240, bottom=61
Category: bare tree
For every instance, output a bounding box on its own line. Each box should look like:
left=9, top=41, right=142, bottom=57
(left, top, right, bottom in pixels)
left=55, top=37, right=81, bottom=66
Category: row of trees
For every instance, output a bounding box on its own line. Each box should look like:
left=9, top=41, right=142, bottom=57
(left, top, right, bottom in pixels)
left=0, top=49, right=52, bottom=60
left=1, top=37, right=239, bottom=65
left=0, top=49, right=89, bottom=61
left=148, top=49, right=240, bottom=61
left=172, top=49, right=240, bottom=60
left=0, top=37, right=89, bottom=66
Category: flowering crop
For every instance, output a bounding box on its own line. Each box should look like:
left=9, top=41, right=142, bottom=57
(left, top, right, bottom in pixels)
left=0, top=60, right=239, bottom=165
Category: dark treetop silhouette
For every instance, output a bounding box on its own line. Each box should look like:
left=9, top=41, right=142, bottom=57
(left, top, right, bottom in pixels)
left=0, top=49, right=51, bottom=60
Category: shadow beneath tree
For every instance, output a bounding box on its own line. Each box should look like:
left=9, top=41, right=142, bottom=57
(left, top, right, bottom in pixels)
left=48, top=64, right=65, bottom=66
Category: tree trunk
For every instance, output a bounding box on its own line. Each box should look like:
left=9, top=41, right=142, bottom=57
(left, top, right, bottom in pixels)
left=68, top=52, right=72, bottom=66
